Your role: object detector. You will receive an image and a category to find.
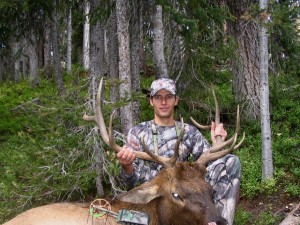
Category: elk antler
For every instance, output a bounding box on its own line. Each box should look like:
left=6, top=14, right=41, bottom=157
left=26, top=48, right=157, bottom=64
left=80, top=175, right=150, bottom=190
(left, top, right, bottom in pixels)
left=83, top=78, right=185, bottom=166
left=190, top=88, right=223, bottom=143
left=191, top=88, right=245, bottom=166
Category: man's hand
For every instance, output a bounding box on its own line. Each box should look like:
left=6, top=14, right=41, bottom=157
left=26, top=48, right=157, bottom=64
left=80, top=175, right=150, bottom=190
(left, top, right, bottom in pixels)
left=211, top=121, right=227, bottom=145
left=117, top=146, right=136, bottom=174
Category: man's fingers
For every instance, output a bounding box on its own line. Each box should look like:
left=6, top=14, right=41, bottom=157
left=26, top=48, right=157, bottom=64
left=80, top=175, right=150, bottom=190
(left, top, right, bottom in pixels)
left=211, top=121, right=216, bottom=130
left=117, top=146, right=135, bottom=164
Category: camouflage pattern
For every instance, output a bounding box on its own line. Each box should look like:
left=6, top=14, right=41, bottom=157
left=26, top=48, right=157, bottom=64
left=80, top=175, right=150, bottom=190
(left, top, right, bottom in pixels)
left=121, top=120, right=210, bottom=186
left=150, top=78, right=176, bottom=96
left=206, top=154, right=241, bottom=225
left=120, top=120, right=241, bottom=224
left=117, top=209, right=150, bottom=225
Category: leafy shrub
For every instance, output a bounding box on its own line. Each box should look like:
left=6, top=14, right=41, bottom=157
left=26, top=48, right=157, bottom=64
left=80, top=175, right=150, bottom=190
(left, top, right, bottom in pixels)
left=0, top=78, right=98, bottom=222
left=285, top=183, right=300, bottom=197
left=234, top=207, right=252, bottom=224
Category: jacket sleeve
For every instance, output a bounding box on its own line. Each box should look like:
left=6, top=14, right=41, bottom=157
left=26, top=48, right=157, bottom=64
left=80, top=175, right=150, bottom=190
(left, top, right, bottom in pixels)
left=187, top=126, right=211, bottom=161
left=120, top=127, right=148, bottom=188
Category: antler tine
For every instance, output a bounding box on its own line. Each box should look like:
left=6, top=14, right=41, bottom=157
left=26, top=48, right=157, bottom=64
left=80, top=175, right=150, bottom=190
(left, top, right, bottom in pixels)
left=212, top=88, right=223, bottom=145
left=197, top=133, right=238, bottom=165
left=209, top=104, right=240, bottom=153
left=206, top=135, right=236, bottom=153
left=83, top=78, right=156, bottom=161
left=197, top=105, right=242, bottom=165
left=234, top=105, right=241, bottom=134
left=108, top=110, right=122, bottom=152
left=166, top=117, right=185, bottom=167
left=172, top=117, right=185, bottom=159
left=82, top=78, right=122, bottom=152
left=109, top=111, right=157, bottom=162
left=139, top=118, right=185, bottom=168
left=194, top=88, right=245, bottom=166
left=140, top=139, right=169, bottom=167
left=189, top=88, right=221, bottom=133
left=197, top=131, right=246, bottom=166
left=234, top=132, right=246, bottom=150
left=190, top=117, right=211, bottom=130
left=83, top=78, right=111, bottom=148
left=109, top=110, right=155, bottom=161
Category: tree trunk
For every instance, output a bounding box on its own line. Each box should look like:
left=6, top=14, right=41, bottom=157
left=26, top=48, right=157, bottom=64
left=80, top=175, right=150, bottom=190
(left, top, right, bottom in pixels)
left=37, top=37, right=44, bottom=69
left=89, top=0, right=106, bottom=197
left=21, top=39, right=29, bottom=78
left=44, top=18, right=53, bottom=79
left=116, top=0, right=133, bottom=135
left=130, top=0, right=141, bottom=125
left=167, top=19, right=185, bottom=82
left=28, top=31, right=40, bottom=87
left=0, top=52, right=3, bottom=82
left=152, top=4, right=168, bottom=78
left=83, top=0, right=90, bottom=70
left=67, top=7, right=72, bottom=74
left=90, top=1, right=105, bottom=83
left=226, top=0, right=260, bottom=119
left=107, top=3, right=119, bottom=105
left=51, top=0, right=66, bottom=96
left=4, top=43, right=13, bottom=80
left=259, top=0, right=273, bottom=180
left=139, top=2, right=146, bottom=76
left=13, top=41, right=21, bottom=83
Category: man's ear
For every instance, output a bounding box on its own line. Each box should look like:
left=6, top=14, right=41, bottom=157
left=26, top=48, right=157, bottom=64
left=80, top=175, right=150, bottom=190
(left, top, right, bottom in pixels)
left=149, top=97, right=154, bottom=106
left=175, top=96, right=179, bottom=106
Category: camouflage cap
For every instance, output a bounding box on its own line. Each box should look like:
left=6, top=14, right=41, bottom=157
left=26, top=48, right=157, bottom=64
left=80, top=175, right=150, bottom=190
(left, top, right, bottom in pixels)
left=150, top=78, right=176, bottom=96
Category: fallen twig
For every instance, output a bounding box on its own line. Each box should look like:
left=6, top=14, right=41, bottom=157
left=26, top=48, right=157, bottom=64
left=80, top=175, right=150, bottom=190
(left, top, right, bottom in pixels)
left=10, top=98, right=41, bottom=111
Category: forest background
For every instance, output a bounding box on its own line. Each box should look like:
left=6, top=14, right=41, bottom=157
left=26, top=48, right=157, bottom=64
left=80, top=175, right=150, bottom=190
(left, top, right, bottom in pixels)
left=0, top=0, right=300, bottom=224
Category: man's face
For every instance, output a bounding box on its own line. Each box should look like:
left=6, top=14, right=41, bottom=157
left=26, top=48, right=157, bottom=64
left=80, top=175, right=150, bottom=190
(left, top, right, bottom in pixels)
left=150, top=89, right=179, bottom=119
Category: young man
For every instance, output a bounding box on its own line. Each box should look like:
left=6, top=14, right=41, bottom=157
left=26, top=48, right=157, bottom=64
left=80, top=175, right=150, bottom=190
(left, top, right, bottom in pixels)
left=117, top=78, right=241, bottom=225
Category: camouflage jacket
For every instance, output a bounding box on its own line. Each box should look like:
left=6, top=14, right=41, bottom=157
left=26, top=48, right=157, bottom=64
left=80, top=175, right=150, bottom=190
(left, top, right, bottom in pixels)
left=120, top=120, right=210, bottom=188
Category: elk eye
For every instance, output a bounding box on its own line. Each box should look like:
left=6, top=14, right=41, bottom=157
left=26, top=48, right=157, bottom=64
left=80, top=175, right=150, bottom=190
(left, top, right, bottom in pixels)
left=172, top=192, right=181, bottom=200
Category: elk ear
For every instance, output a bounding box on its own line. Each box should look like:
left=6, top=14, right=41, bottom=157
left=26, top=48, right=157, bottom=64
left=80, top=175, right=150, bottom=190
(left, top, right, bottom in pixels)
left=194, top=164, right=207, bottom=177
left=118, top=185, right=161, bottom=204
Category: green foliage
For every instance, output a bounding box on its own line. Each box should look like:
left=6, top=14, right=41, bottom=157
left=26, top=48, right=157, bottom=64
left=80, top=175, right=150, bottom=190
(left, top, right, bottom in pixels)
left=269, top=0, right=300, bottom=75
left=256, top=211, right=280, bottom=225
left=270, top=74, right=300, bottom=192
left=235, top=209, right=281, bottom=225
left=0, top=78, right=97, bottom=223
left=285, top=183, right=300, bottom=197
left=159, top=0, right=237, bottom=96
left=234, top=207, right=253, bottom=225
left=233, top=72, right=300, bottom=223
left=139, top=76, right=156, bottom=122
left=228, top=64, right=300, bottom=225
left=261, top=179, right=277, bottom=196
left=237, top=123, right=263, bottom=198
left=177, top=75, right=235, bottom=128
